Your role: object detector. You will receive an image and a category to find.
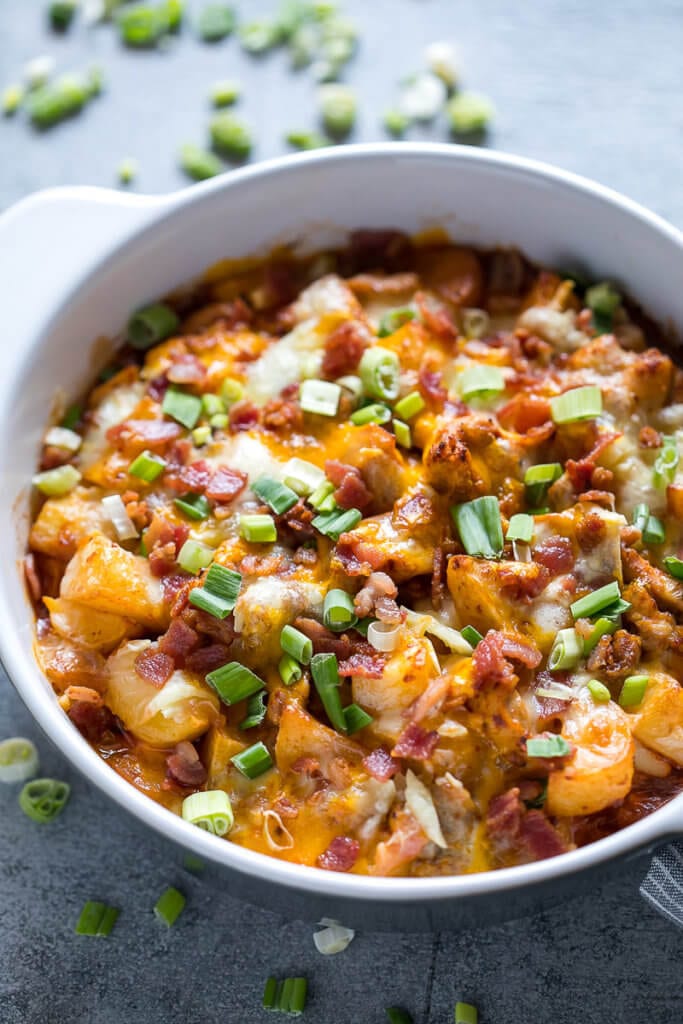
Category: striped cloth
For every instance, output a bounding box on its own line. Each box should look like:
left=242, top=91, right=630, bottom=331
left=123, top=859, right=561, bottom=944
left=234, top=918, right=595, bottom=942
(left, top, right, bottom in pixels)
left=640, top=842, right=683, bottom=928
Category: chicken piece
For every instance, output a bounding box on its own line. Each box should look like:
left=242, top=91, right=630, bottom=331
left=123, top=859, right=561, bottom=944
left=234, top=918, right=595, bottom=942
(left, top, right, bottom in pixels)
left=422, top=414, right=520, bottom=500
left=44, top=596, right=142, bottom=653
left=60, top=533, right=169, bottom=631
left=328, top=423, right=411, bottom=512
left=105, top=640, right=219, bottom=747
left=622, top=546, right=683, bottom=617
left=546, top=691, right=634, bottom=817
left=632, top=672, right=683, bottom=767
left=29, top=486, right=115, bottom=560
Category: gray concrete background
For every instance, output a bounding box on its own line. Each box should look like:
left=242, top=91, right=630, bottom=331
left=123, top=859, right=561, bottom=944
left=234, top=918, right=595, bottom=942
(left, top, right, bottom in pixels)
left=0, top=1, right=682, bottom=1021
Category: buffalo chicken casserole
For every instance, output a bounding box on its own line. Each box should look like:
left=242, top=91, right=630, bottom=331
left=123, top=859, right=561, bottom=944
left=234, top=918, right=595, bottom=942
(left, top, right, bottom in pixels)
left=27, top=232, right=683, bottom=876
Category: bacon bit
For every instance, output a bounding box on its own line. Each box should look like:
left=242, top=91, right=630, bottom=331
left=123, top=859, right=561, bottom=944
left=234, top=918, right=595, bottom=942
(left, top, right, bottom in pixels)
left=262, top=395, right=303, bottom=434
left=293, top=617, right=353, bottom=659
left=321, top=321, right=369, bottom=379
left=353, top=571, right=399, bottom=619
left=417, top=362, right=448, bottom=406
left=40, top=445, right=72, bottom=471
left=486, top=787, right=568, bottom=863
left=344, top=229, right=414, bottom=274
left=334, top=536, right=386, bottom=576
left=229, top=400, right=259, bottom=432
left=148, top=543, right=178, bottom=578
left=408, top=673, right=451, bottom=725
left=486, top=787, right=524, bottom=855
left=519, top=810, right=568, bottom=859
left=240, top=552, right=287, bottom=576
left=294, top=546, right=318, bottom=566
left=574, top=510, right=607, bottom=551
left=24, top=553, right=42, bottom=603
left=166, top=741, right=207, bottom=788
left=184, top=643, right=231, bottom=674
left=162, top=573, right=191, bottom=605
left=167, top=353, right=206, bottom=385
left=147, top=375, right=169, bottom=402
left=415, top=291, right=457, bottom=341
left=392, top=722, right=439, bottom=760
left=639, top=425, right=662, bottom=449
left=586, top=629, right=642, bottom=681
left=183, top=606, right=236, bottom=646
left=497, top=393, right=552, bottom=434
left=578, top=489, right=615, bottom=511
left=276, top=500, right=316, bottom=543
left=106, top=418, right=182, bottom=453
left=205, top=466, right=248, bottom=502
left=338, top=649, right=386, bottom=678
left=325, top=459, right=372, bottom=512
left=566, top=431, right=621, bottom=492
left=519, top=334, right=553, bottom=363
left=347, top=271, right=419, bottom=297
left=533, top=536, right=574, bottom=576
left=64, top=685, right=103, bottom=705
left=145, top=514, right=189, bottom=554
left=159, top=617, right=200, bottom=662
left=497, top=562, right=551, bottom=601
left=473, top=631, right=541, bottom=691
left=316, top=835, right=360, bottom=872
left=362, top=747, right=399, bottom=781
left=134, top=646, right=174, bottom=687
left=67, top=700, right=117, bottom=743
left=589, top=466, right=614, bottom=490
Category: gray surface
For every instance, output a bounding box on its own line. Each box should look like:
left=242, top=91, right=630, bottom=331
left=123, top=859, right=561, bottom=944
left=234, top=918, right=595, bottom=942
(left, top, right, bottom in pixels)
left=1, top=1, right=682, bottom=1021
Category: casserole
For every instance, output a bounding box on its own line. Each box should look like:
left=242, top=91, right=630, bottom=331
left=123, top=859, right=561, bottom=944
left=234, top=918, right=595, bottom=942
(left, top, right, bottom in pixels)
left=1, top=143, right=682, bottom=929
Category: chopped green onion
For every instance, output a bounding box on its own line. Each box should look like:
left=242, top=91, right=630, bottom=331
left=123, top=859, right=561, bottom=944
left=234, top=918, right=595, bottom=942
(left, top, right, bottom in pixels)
left=206, top=661, right=263, bottom=704
left=181, top=789, right=233, bottom=835
left=383, top=108, right=410, bottom=136
left=251, top=476, right=298, bottom=515
left=359, top=346, right=401, bottom=401
left=278, top=976, right=308, bottom=1015
left=263, top=976, right=280, bottom=1011
left=350, top=403, right=392, bottom=426
left=154, top=886, right=185, bottom=927
left=33, top=464, right=81, bottom=497
left=239, top=18, right=280, bottom=53
left=18, top=777, right=70, bottom=823
left=587, top=679, right=611, bottom=703
left=162, top=387, right=202, bottom=430
left=27, top=72, right=93, bottom=128
left=201, top=393, right=225, bottom=417
left=197, top=4, right=235, bottom=42
left=283, top=458, right=325, bottom=496
left=632, top=502, right=666, bottom=544
left=0, top=737, right=39, bottom=784
left=524, top=463, right=563, bottom=505
left=210, top=112, right=252, bottom=159
left=378, top=308, right=415, bottom=338
left=128, top=450, right=166, bottom=482
left=174, top=493, right=211, bottom=521
left=210, top=79, right=241, bottom=107
left=586, top=282, right=621, bottom=333
left=128, top=302, right=179, bottom=350
left=323, top=588, right=357, bottom=631
left=547, top=628, right=583, bottom=671
left=300, top=379, right=341, bottom=416
left=343, top=703, right=373, bottom=734
left=75, top=901, right=120, bottom=937
left=309, top=479, right=336, bottom=511
left=452, top=496, right=504, bottom=559
left=461, top=625, right=483, bottom=648
left=318, top=83, right=356, bottom=135
left=182, top=853, right=205, bottom=874
left=210, top=413, right=228, bottom=430
left=653, top=435, right=679, bottom=488
left=117, top=5, right=168, bottom=47
left=117, top=157, right=137, bottom=185
left=49, top=2, right=78, bottom=31
left=177, top=539, right=214, bottom=574
left=240, top=689, right=268, bottom=729
left=447, top=90, right=493, bottom=133
left=600, top=598, right=631, bottom=621
left=220, top=378, right=244, bottom=405
left=506, top=513, right=534, bottom=544
left=280, top=624, right=313, bottom=664
left=526, top=735, right=571, bottom=758
left=179, top=143, right=223, bottom=181
left=240, top=513, right=277, bottom=543
left=279, top=654, right=303, bottom=686
left=618, top=674, right=649, bottom=708
left=311, top=652, right=347, bottom=732
left=189, top=562, right=241, bottom=617
left=192, top=425, right=212, bottom=447
left=60, top=403, right=82, bottom=430
left=286, top=130, right=330, bottom=150
left=550, top=385, right=603, bottom=424
left=570, top=581, right=621, bottom=620
left=462, top=308, right=491, bottom=339
left=231, top=741, right=273, bottom=779
left=2, top=83, right=23, bottom=115
left=312, top=507, right=362, bottom=541
left=583, top=616, right=618, bottom=654
left=664, top=556, right=683, bottom=579
left=454, top=1002, right=478, bottom=1024
left=393, top=419, right=412, bottom=448
left=458, top=364, right=505, bottom=402
left=394, top=391, right=425, bottom=420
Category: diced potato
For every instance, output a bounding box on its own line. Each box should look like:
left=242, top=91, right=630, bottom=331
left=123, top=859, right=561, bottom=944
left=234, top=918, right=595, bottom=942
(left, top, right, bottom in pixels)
left=275, top=702, right=363, bottom=776
left=35, top=633, right=106, bottom=694
left=105, top=640, right=219, bottom=746
left=352, top=636, right=437, bottom=743
left=233, top=577, right=325, bottom=664
left=60, top=533, right=169, bottom=630
left=632, top=673, right=683, bottom=767
left=44, top=596, right=142, bottom=652
left=203, top=724, right=247, bottom=790
left=447, top=555, right=552, bottom=638
left=29, top=486, right=114, bottom=560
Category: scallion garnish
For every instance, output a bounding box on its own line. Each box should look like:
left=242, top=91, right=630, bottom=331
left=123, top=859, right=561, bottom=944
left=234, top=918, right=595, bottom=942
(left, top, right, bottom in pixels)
left=461, top=625, right=484, bottom=648
left=240, top=689, right=268, bottom=729
left=393, top=419, right=412, bottom=448
left=128, top=302, right=179, bottom=350
left=286, top=130, right=330, bottom=150
left=201, top=393, right=225, bottom=417
left=206, top=661, right=264, bottom=704
left=618, top=674, right=649, bottom=708
left=550, top=385, right=602, bottom=424
left=18, top=777, right=70, bottom=823
left=454, top=1002, right=479, bottom=1024
left=458, top=364, right=505, bottom=403
left=231, top=741, right=274, bottom=779
left=570, top=581, right=622, bottom=620
left=75, top=901, right=120, bottom=937
left=653, top=435, right=679, bottom=488
left=547, top=628, right=583, bottom=671
left=154, top=886, right=185, bottom=927
left=312, top=507, right=362, bottom=541
left=359, top=346, right=401, bottom=401
left=394, top=391, right=425, bottom=420
left=174, top=493, right=211, bottom=521
left=192, top=425, right=212, bottom=447
left=308, top=479, right=336, bottom=511
left=60, top=403, right=82, bottom=430
left=632, top=503, right=666, bottom=544
left=318, top=83, right=357, bottom=136
left=162, top=387, right=202, bottom=430
left=279, top=654, right=303, bottom=686
left=526, top=735, right=571, bottom=758
left=33, top=464, right=81, bottom=497
left=240, top=513, right=277, bottom=543
left=177, top=539, right=214, bottom=575
left=189, top=562, right=242, bottom=619
left=377, top=308, right=415, bottom=338
left=197, top=4, right=236, bottom=42
left=343, top=703, right=373, bottom=734
left=451, top=496, right=504, bottom=558
left=311, top=652, right=347, bottom=733
left=386, top=1010, right=413, bottom=1024
left=179, top=143, right=223, bottom=182
left=283, top=458, right=325, bottom=496
left=587, top=679, right=611, bottom=703
left=128, top=450, right=166, bottom=482
left=664, top=555, right=683, bottom=579
left=0, top=737, right=39, bottom=784
left=251, top=476, right=298, bottom=515
left=323, top=588, right=358, bottom=632
left=263, top=977, right=280, bottom=1011
left=181, top=789, right=233, bottom=835
left=350, top=403, right=392, bottom=426
left=506, top=513, right=534, bottom=544
left=524, top=463, right=562, bottom=505
left=210, top=111, right=252, bottom=159
left=299, top=379, right=342, bottom=417
left=263, top=976, right=308, bottom=1015
left=585, top=281, right=621, bottom=334
left=446, top=90, right=494, bottom=133
left=280, top=624, right=313, bottom=664
left=583, top=616, right=618, bottom=654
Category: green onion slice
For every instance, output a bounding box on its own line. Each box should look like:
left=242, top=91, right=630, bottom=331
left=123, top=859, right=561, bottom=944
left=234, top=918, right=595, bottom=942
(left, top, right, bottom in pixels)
left=263, top=976, right=280, bottom=1011
left=177, top=539, right=214, bottom=575
left=128, top=303, right=179, bottom=350
left=343, top=703, right=373, bottom=734
left=618, top=674, right=649, bottom=708
left=452, top=496, right=504, bottom=558
left=197, top=3, right=236, bottom=41
left=323, top=588, right=358, bottom=632
left=299, top=379, right=341, bottom=416
left=189, top=563, right=242, bottom=619
left=550, top=385, right=602, bottom=424
left=240, top=690, right=268, bottom=729
left=350, top=403, right=392, bottom=426
left=174, top=493, right=211, bottom=521
left=230, top=741, right=274, bottom=779
left=18, top=777, right=70, bottom=823
left=283, top=458, right=325, bottom=496
left=279, top=654, right=303, bottom=686
left=128, top=450, right=166, bottom=482
left=75, top=901, right=120, bottom=937
left=526, top=735, right=571, bottom=758
left=587, top=679, right=611, bottom=703
left=386, top=1010, right=413, bottom=1024
left=461, top=625, right=483, bottom=648
left=0, top=737, right=39, bottom=783
left=312, top=507, right=362, bottom=541
left=154, top=886, right=186, bottom=927
left=458, top=364, right=505, bottom=402
left=454, top=1002, right=478, bottom=1024
left=206, top=661, right=264, bottom=705
left=311, top=652, right=347, bottom=732
left=359, top=346, right=401, bottom=401
left=547, top=628, right=583, bottom=671
left=394, top=391, right=425, bottom=420
left=570, top=581, right=622, bottom=620
left=506, top=513, right=534, bottom=544
left=309, top=479, right=336, bottom=511
left=280, top=624, right=313, bottom=664
left=632, top=502, right=665, bottom=544
left=179, top=143, right=223, bottom=182
left=393, top=419, right=412, bottom=448
left=586, top=281, right=621, bottom=333
left=210, top=111, right=252, bottom=159
left=664, top=556, right=683, bottom=579
left=162, top=387, right=202, bottom=430
left=583, top=616, right=618, bottom=654
left=251, top=476, right=298, bottom=515
left=524, top=463, right=562, bottom=505
left=653, top=435, right=679, bottom=488
left=377, top=308, right=415, bottom=338
left=181, top=789, right=233, bottom=835
left=33, top=464, right=81, bottom=497
left=240, top=513, right=277, bottom=543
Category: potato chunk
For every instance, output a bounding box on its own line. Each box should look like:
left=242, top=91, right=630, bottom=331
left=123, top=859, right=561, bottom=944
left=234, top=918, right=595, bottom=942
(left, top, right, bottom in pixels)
left=632, top=673, right=683, bottom=767
left=44, top=596, right=142, bottom=652
left=29, top=486, right=114, bottom=560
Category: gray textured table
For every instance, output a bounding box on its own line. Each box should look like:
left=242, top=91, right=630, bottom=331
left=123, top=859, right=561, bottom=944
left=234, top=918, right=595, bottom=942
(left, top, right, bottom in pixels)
left=1, top=2, right=681, bottom=1022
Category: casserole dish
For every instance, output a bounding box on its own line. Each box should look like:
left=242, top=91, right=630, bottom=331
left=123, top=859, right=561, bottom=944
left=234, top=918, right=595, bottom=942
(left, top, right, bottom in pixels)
left=1, top=143, right=682, bottom=930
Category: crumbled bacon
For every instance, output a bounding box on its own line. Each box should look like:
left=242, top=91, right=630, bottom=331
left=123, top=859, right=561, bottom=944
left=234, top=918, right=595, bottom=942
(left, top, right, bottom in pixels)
left=391, top=722, right=439, bottom=760
left=40, top=446, right=72, bottom=470
left=262, top=395, right=303, bottom=434
left=316, top=835, right=360, bottom=872
left=639, top=425, right=662, bottom=449
left=325, top=459, right=372, bottom=512
left=166, top=353, right=206, bottom=385
left=182, top=607, right=236, bottom=647
left=134, top=646, right=174, bottom=687
left=415, top=292, right=457, bottom=341
left=276, top=501, right=316, bottom=542
left=417, top=363, right=448, bottom=406
left=353, top=571, right=400, bottom=623
left=533, top=536, right=574, bottom=575
left=293, top=617, right=352, bottom=659
left=205, top=467, right=248, bottom=502
left=185, top=643, right=232, bottom=674
left=147, top=375, right=169, bottom=402
left=362, top=747, right=399, bottom=781
left=106, top=418, right=182, bottom=453
left=338, top=649, right=386, bottom=678
left=321, top=321, right=368, bottom=378
left=149, top=542, right=178, bottom=578
left=165, top=459, right=212, bottom=494
left=486, top=787, right=567, bottom=863
left=520, top=811, right=568, bottom=859
left=229, top=400, right=259, bottom=432
left=166, top=741, right=207, bottom=788
left=24, top=554, right=42, bottom=603
left=473, top=631, right=541, bottom=690
left=334, top=536, right=386, bottom=576
left=161, top=573, right=191, bottom=604
left=158, top=617, right=200, bottom=663
left=586, top=629, right=642, bottom=681
left=67, top=700, right=117, bottom=743
left=497, top=393, right=552, bottom=434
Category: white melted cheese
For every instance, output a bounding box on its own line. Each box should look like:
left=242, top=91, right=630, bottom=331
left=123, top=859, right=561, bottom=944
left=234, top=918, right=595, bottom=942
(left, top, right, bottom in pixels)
left=234, top=577, right=325, bottom=636
left=204, top=432, right=285, bottom=485
left=79, top=381, right=145, bottom=468
left=517, top=305, right=589, bottom=352
left=245, top=319, right=323, bottom=403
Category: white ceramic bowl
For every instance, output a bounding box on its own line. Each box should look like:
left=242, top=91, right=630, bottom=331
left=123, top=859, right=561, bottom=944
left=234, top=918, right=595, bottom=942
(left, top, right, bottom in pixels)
left=1, top=144, right=681, bottom=930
